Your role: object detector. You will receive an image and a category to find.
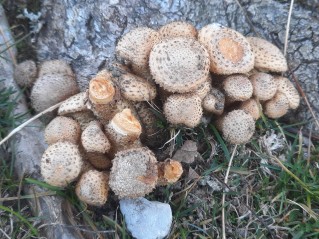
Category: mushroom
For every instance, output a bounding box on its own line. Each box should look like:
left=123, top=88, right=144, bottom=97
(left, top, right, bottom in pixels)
left=198, top=23, right=254, bottom=74
left=202, top=87, right=225, bottom=115
left=38, top=59, right=74, bottom=77
left=14, top=60, right=37, bottom=87
left=149, top=37, right=210, bottom=93
left=157, top=159, right=183, bottom=186
left=194, top=79, right=212, bottom=100
left=75, top=170, right=110, bottom=206
left=221, top=109, right=255, bottom=144
left=159, top=21, right=197, bottom=40
left=246, top=37, right=288, bottom=72
left=164, top=93, right=203, bottom=128
left=249, top=72, right=277, bottom=101
left=263, top=92, right=289, bottom=119
left=222, top=74, right=253, bottom=101
left=239, top=98, right=262, bottom=121
left=109, top=147, right=158, bottom=198
left=41, top=141, right=83, bottom=187
left=274, top=76, right=300, bottom=109
left=44, top=116, right=81, bottom=145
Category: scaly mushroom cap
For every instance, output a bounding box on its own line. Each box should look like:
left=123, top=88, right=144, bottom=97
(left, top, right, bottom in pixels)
left=38, top=60, right=74, bottom=77
left=85, top=153, right=112, bottom=170
left=14, top=60, right=37, bottom=87
left=222, top=110, right=255, bottom=144
left=159, top=21, right=197, bottom=40
left=250, top=72, right=277, bottom=101
left=164, top=93, right=203, bottom=128
left=88, top=73, right=115, bottom=105
left=194, top=79, right=212, bottom=100
left=198, top=23, right=254, bottom=74
left=239, top=98, right=262, bottom=120
left=58, top=92, right=88, bottom=115
left=116, top=27, right=159, bottom=78
left=76, top=170, right=109, bottom=206
left=44, top=116, right=81, bottom=145
left=274, top=76, right=300, bottom=109
left=81, top=121, right=111, bottom=153
left=117, top=72, right=157, bottom=101
left=223, top=74, right=253, bottom=101
left=247, top=37, right=288, bottom=72
left=264, top=92, right=289, bottom=119
left=41, top=141, right=83, bottom=187
left=202, top=87, right=225, bottom=115
left=149, top=37, right=210, bottom=93
left=31, top=73, right=79, bottom=113
left=109, top=147, right=158, bottom=198
left=157, top=159, right=183, bottom=185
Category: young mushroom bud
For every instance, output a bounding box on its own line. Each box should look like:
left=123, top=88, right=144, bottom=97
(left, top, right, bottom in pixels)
left=222, top=74, right=253, bottom=101
left=274, top=76, right=300, bottom=109
left=198, top=23, right=254, bottom=75
left=246, top=37, right=288, bottom=73
left=41, top=141, right=83, bottom=187
left=249, top=72, right=277, bottom=101
left=149, top=37, right=210, bottom=93
left=202, top=87, right=225, bottom=115
left=157, top=159, right=183, bottom=186
left=38, top=59, right=74, bottom=77
left=109, top=147, right=158, bottom=198
left=14, top=60, right=37, bottom=87
left=263, top=92, right=289, bottom=119
left=239, top=98, right=262, bottom=121
left=44, top=116, right=81, bottom=145
left=76, top=170, right=110, bottom=206
left=164, top=93, right=203, bottom=128
left=159, top=21, right=197, bottom=40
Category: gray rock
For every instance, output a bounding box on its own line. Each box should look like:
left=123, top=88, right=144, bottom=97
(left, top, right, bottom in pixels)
left=120, top=197, right=172, bottom=239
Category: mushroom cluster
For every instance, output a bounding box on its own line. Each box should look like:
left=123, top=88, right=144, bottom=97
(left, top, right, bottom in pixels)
left=34, top=21, right=300, bottom=206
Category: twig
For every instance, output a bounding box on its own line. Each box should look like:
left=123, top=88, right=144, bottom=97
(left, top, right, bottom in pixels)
left=0, top=228, right=11, bottom=239
left=0, top=101, right=63, bottom=146
left=284, top=0, right=294, bottom=57
left=222, top=144, right=238, bottom=239
left=0, top=25, right=17, bottom=66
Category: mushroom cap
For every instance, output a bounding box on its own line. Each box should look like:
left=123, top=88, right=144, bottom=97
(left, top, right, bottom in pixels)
left=38, top=60, right=74, bottom=77
left=31, top=73, right=79, bottom=113
left=70, top=111, right=97, bottom=131
left=109, top=147, right=158, bottom=198
left=222, top=109, right=255, bottom=144
left=58, top=92, right=88, bottom=115
left=264, top=92, right=289, bottom=119
left=85, top=153, right=112, bottom=170
left=88, top=73, right=115, bottom=105
left=44, top=116, right=81, bottom=145
left=14, top=60, right=37, bottom=87
left=81, top=121, right=111, bottom=153
left=249, top=72, right=277, bottom=101
left=247, top=37, right=288, bottom=72
left=164, top=93, right=203, bottom=128
left=223, top=74, right=253, bottom=101
left=116, top=27, right=159, bottom=77
left=159, top=21, right=197, bottom=40
left=198, top=23, right=254, bottom=74
left=118, top=72, right=157, bottom=101
left=157, top=159, right=183, bottom=185
left=274, top=76, right=300, bottom=109
left=239, top=98, right=262, bottom=120
left=202, top=87, right=225, bottom=115
left=194, top=78, right=212, bottom=100
left=149, top=37, right=210, bottom=93
left=41, top=141, right=83, bottom=187
left=76, top=170, right=109, bottom=206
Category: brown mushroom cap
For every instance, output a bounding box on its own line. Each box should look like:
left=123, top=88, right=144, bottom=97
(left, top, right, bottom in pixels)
left=164, top=93, right=203, bottom=128
left=41, top=141, right=83, bottom=187
left=157, top=159, right=183, bottom=185
left=223, top=74, right=253, bottom=101
left=14, top=60, right=37, bottom=87
left=202, top=87, right=225, bottom=115
left=263, top=92, right=289, bottom=119
left=239, top=98, right=262, bottom=121
left=198, top=23, right=254, bottom=74
left=88, top=73, right=115, bottom=105
left=247, top=37, right=288, bottom=72
left=109, top=147, right=158, bottom=198
left=44, top=116, right=81, bottom=145
left=81, top=121, right=111, bottom=153
left=149, top=37, right=210, bottom=93
left=274, top=76, right=300, bottom=109
left=31, top=73, right=79, bottom=113
left=249, top=72, right=277, bottom=101
left=38, top=60, right=74, bottom=77
left=159, top=21, right=197, bottom=40
left=222, top=110, right=255, bottom=144
left=58, top=92, right=88, bottom=115
left=76, top=170, right=109, bottom=206
left=85, top=153, right=112, bottom=170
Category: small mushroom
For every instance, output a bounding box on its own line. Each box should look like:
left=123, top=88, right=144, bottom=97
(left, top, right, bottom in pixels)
left=41, top=141, right=83, bottom=187
left=149, top=37, right=210, bottom=93
left=157, top=159, right=183, bottom=185
left=44, top=116, right=81, bottom=145
left=159, top=21, right=197, bottom=40
left=247, top=37, right=288, bottom=72
left=109, top=147, right=158, bottom=198
left=202, top=87, right=225, bottom=115
left=88, top=71, right=115, bottom=105
left=38, top=59, right=74, bottom=77
left=249, top=72, right=277, bottom=101
left=14, top=60, right=37, bottom=87
left=222, top=74, right=253, bottom=101
left=263, top=92, right=289, bottom=119
left=239, top=98, right=262, bottom=121
left=198, top=23, right=254, bottom=74
left=274, top=76, right=300, bottom=109
left=164, top=93, right=203, bottom=128
left=76, top=170, right=109, bottom=206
